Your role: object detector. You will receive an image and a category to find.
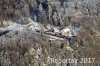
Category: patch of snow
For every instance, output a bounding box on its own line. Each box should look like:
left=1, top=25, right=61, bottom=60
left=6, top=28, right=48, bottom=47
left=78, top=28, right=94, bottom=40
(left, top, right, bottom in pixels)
left=46, top=24, right=52, bottom=30
left=45, top=24, right=54, bottom=31
left=46, top=25, right=61, bottom=34
left=6, top=24, right=26, bottom=31
left=66, top=46, right=73, bottom=51
left=61, top=28, right=72, bottom=36
left=54, top=27, right=60, bottom=33
left=61, top=26, right=80, bottom=37
left=0, top=21, right=26, bottom=31
left=26, top=18, right=46, bottom=32
left=0, top=19, right=47, bottom=33
left=48, top=35, right=65, bottom=40
left=3, top=20, right=16, bottom=26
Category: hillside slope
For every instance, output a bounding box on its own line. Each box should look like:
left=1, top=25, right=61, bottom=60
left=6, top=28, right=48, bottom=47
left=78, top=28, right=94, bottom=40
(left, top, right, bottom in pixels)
left=0, top=0, right=100, bottom=66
